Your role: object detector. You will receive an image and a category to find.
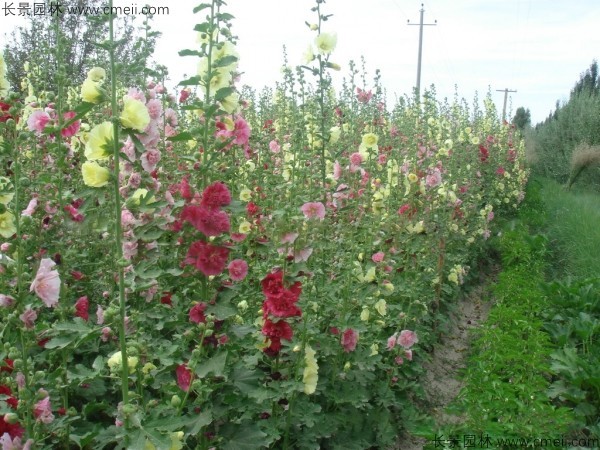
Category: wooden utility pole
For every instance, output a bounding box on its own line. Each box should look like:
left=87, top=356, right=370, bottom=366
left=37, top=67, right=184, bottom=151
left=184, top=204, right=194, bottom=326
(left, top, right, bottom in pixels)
left=496, top=88, right=517, bottom=122
left=408, top=4, right=437, bottom=100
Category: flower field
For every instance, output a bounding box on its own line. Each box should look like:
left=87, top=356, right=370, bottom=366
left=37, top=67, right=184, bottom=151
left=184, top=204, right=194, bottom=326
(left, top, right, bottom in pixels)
left=0, top=1, right=528, bottom=449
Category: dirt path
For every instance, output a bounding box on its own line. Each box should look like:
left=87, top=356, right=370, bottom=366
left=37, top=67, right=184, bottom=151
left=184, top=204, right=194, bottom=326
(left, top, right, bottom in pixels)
left=396, top=268, right=497, bottom=449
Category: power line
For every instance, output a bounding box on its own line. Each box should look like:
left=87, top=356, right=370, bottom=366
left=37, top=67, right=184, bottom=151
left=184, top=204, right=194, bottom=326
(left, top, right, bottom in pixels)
left=496, top=88, right=517, bottom=121
left=408, top=3, right=437, bottom=100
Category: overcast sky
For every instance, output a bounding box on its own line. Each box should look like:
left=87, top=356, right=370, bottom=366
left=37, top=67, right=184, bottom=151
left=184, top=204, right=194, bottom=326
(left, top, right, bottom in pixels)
left=3, top=0, right=600, bottom=125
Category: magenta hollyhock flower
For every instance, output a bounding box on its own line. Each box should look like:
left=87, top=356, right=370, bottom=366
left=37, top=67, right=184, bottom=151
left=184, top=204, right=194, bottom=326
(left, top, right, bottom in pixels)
left=356, top=87, right=373, bottom=104
left=61, top=111, right=81, bottom=138
left=181, top=205, right=230, bottom=237
left=27, top=110, right=50, bottom=134
left=371, top=252, right=385, bottom=263
left=189, top=302, right=207, bottom=324
left=200, top=182, right=231, bottom=209
left=397, top=330, right=418, bottom=349
left=232, top=116, right=251, bottom=146
left=185, top=240, right=230, bottom=276
left=300, top=202, right=326, bottom=221
left=30, top=258, right=60, bottom=308
left=74, top=296, right=89, bottom=321
left=176, top=364, right=193, bottom=392
left=228, top=259, right=248, bottom=282
left=350, top=152, right=363, bottom=166
left=341, top=329, right=359, bottom=353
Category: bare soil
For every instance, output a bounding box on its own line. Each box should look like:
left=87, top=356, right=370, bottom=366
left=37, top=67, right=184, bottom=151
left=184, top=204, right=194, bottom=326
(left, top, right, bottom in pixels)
left=395, top=267, right=498, bottom=449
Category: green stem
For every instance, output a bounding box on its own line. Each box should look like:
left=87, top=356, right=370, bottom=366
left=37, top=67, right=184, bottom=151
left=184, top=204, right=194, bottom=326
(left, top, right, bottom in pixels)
left=107, top=0, right=130, bottom=437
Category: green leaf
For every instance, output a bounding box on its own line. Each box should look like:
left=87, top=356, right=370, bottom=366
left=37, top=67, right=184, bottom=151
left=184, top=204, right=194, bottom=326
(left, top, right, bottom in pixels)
left=231, top=365, right=263, bottom=394
left=179, top=76, right=202, bottom=87
left=213, top=55, right=238, bottom=69
left=220, top=423, right=269, bottom=450
left=178, top=49, right=203, bottom=57
left=216, top=12, right=235, bottom=21
left=196, top=351, right=227, bottom=379
left=189, top=410, right=213, bottom=435
left=193, top=3, right=212, bottom=13
left=44, top=335, right=77, bottom=349
left=214, top=87, right=235, bottom=102
left=168, top=131, right=194, bottom=142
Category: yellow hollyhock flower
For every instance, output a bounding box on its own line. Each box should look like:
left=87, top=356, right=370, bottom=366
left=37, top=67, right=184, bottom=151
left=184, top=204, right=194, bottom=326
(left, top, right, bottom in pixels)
left=121, top=97, right=150, bottom=132
left=314, top=32, right=337, bottom=54
left=374, top=299, right=387, bottom=316
left=107, top=351, right=138, bottom=372
left=361, top=133, right=378, bottom=149
left=84, top=121, right=113, bottom=161
left=0, top=177, right=14, bottom=205
left=80, top=78, right=102, bottom=103
left=81, top=161, right=110, bottom=187
left=0, top=211, right=16, bottom=238
left=87, top=67, right=106, bottom=82
left=239, top=188, right=252, bottom=202
left=303, top=345, right=319, bottom=395
left=238, top=220, right=252, bottom=234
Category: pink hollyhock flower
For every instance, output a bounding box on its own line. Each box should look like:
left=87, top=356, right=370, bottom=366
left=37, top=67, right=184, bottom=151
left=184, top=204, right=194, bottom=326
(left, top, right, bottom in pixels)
left=387, top=333, right=398, bottom=350
left=230, top=233, right=247, bottom=242
left=179, top=89, right=191, bottom=103
left=61, top=111, right=81, bottom=138
left=425, top=169, right=442, bottom=188
left=0, top=435, right=33, bottom=450
left=34, top=396, right=54, bottom=424
left=30, top=258, right=60, bottom=308
left=356, top=87, right=373, bottom=104
left=294, top=247, right=313, bottom=263
left=200, top=182, right=231, bottom=209
left=269, top=140, right=280, bottom=153
left=189, top=302, right=207, bottom=324
left=300, top=202, right=325, bottom=221
left=341, top=328, right=359, bottom=353
left=350, top=152, right=363, bottom=166
left=96, top=305, right=104, bottom=325
left=404, top=349, right=413, bottom=361
left=397, top=330, right=418, bottom=349
left=371, top=251, right=385, bottom=263
left=228, top=259, right=248, bottom=281
left=280, top=232, right=298, bottom=245
left=122, top=241, right=138, bottom=260
left=398, top=204, right=411, bottom=216
left=140, top=149, right=161, bottom=173
left=74, top=296, right=89, bottom=321
left=181, top=205, right=230, bottom=237
left=27, top=110, right=50, bottom=134
left=21, top=196, right=38, bottom=217
left=145, top=98, right=163, bottom=120
left=19, top=308, right=37, bottom=329
left=232, top=116, right=251, bottom=146
left=176, top=364, right=193, bottom=392
left=333, top=160, right=342, bottom=180
left=395, top=356, right=404, bottom=365
left=0, top=295, right=15, bottom=308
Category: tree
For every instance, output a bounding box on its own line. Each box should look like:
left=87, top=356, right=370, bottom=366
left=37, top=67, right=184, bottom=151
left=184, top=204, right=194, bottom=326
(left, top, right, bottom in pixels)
left=2, top=0, right=161, bottom=94
left=513, top=106, right=531, bottom=131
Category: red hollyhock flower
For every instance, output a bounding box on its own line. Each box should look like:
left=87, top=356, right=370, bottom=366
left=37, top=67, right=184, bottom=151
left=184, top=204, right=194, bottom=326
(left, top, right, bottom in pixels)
left=200, top=181, right=231, bottom=209
left=0, top=359, right=14, bottom=373
left=71, top=270, right=85, bottom=280
left=181, top=205, right=230, bottom=237
left=262, top=319, right=293, bottom=341
left=479, top=145, right=489, bottom=163
left=74, top=296, right=89, bottom=321
left=176, top=364, right=193, bottom=392
left=246, top=201, right=260, bottom=217
left=189, top=302, right=207, bottom=324
left=160, top=292, right=173, bottom=306
left=0, top=102, right=13, bottom=123
left=261, top=271, right=285, bottom=298
left=0, top=385, right=18, bottom=409
left=263, top=291, right=301, bottom=318
left=61, top=111, right=81, bottom=138
left=184, top=240, right=230, bottom=276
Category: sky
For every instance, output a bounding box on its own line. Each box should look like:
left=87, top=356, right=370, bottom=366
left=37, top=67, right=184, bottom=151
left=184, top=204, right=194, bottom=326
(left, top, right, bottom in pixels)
left=3, top=0, right=600, bottom=125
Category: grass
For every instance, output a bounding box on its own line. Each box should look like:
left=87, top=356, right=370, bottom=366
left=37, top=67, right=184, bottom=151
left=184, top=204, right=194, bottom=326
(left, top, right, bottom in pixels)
left=540, top=178, right=600, bottom=279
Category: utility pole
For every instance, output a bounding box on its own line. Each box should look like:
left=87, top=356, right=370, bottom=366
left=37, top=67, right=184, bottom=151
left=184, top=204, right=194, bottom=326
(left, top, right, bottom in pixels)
left=496, top=88, right=517, bottom=122
left=408, top=4, right=437, bottom=100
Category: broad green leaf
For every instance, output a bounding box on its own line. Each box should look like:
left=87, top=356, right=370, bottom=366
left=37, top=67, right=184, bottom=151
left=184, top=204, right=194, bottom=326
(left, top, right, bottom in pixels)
left=196, top=351, right=227, bottom=379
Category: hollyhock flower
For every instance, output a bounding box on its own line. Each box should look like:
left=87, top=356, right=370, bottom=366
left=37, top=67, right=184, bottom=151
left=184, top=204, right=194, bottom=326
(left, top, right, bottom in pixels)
left=397, top=330, right=418, bottom=349
left=261, top=270, right=285, bottom=299
left=0, top=212, right=16, bottom=239
left=263, top=290, right=302, bottom=318
left=269, top=140, right=280, bottom=154
left=140, top=149, right=161, bottom=173
left=0, top=295, right=15, bottom=308
left=356, top=87, right=373, bottom=104
left=176, top=364, right=193, bottom=392
left=425, top=168, right=442, bottom=188
left=87, top=67, right=106, bottom=82
left=181, top=205, right=230, bottom=237
left=61, top=111, right=80, bottom=138
left=341, top=329, right=359, bottom=352
left=19, top=308, right=37, bottom=329
left=280, top=232, right=298, bottom=245
left=189, top=302, right=207, bottom=324
left=262, top=319, right=293, bottom=341
left=230, top=233, right=246, bottom=242
left=27, top=110, right=50, bottom=134
left=228, top=259, right=248, bottom=281
left=404, top=349, right=413, bottom=361
left=34, top=396, right=54, bottom=424
left=387, top=333, right=398, bottom=350
left=361, top=133, right=378, bottom=149
left=30, top=258, right=60, bottom=307
left=232, top=116, right=251, bottom=146
left=303, top=345, right=319, bottom=395
left=371, top=252, right=385, bottom=263
left=350, top=152, right=363, bottom=166
left=96, top=305, right=104, bottom=325
left=120, top=96, right=150, bottom=132
left=64, top=204, right=84, bottom=222
left=300, top=202, right=325, bottom=220
left=184, top=241, right=230, bottom=276
left=80, top=78, right=102, bottom=103
left=145, top=98, right=163, bottom=120
left=81, top=161, right=110, bottom=187
left=179, top=88, right=191, bottom=103
left=294, top=247, right=313, bottom=263
left=74, top=296, right=89, bottom=321
left=398, top=204, right=411, bottom=215
left=315, top=32, right=337, bottom=54
left=200, top=182, right=231, bottom=209
left=21, top=197, right=37, bottom=217
left=479, top=145, right=489, bottom=162
left=333, top=160, right=342, bottom=180
left=107, top=351, right=138, bottom=372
